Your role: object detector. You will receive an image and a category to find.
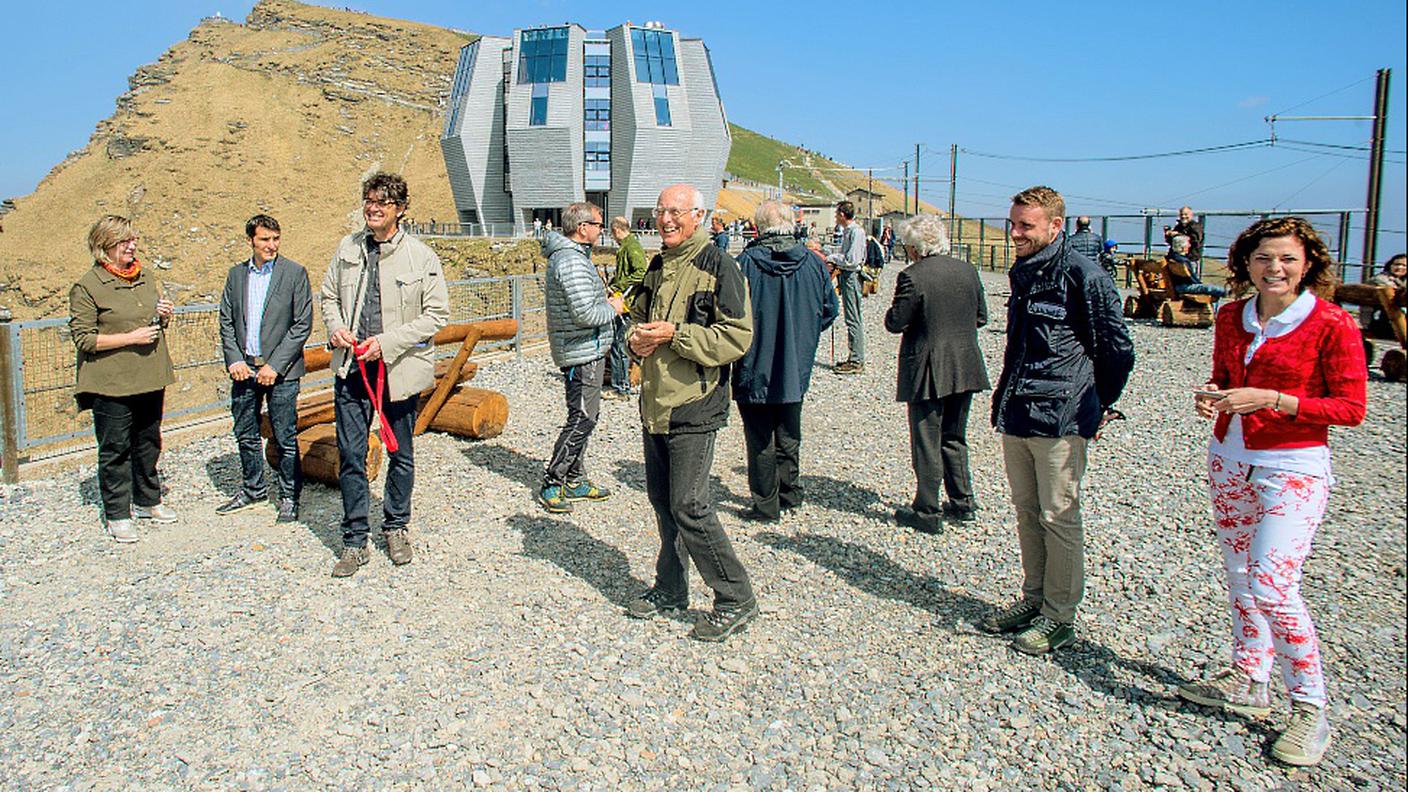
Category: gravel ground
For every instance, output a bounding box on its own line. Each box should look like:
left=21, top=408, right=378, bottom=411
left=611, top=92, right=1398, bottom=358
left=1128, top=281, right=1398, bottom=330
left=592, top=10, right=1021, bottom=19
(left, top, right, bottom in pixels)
left=2, top=268, right=1404, bottom=791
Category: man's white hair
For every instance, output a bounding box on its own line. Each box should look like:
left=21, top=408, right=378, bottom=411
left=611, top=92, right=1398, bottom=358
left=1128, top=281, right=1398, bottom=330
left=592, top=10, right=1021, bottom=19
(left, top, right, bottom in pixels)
left=1171, top=234, right=1191, bottom=253
left=753, top=201, right=794, bottom=235
left=896, top=213, right=951, bottom=257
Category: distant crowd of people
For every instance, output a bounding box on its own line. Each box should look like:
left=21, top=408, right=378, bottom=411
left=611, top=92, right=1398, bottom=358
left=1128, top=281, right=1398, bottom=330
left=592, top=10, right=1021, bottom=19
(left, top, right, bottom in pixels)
left=71, top=172, right=1389, bottom=768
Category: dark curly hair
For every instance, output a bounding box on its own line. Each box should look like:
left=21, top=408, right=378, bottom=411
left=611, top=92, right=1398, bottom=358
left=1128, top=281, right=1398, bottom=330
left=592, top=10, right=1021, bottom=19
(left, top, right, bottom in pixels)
left=1225, top=216, right=1337, bottom=298
left=362, top=172, right=410, bottom=211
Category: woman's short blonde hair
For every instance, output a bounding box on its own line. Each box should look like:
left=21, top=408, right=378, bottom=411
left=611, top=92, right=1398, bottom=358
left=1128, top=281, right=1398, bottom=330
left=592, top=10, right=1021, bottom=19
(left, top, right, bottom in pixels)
left=88, top=215, right=136, bottom=264
left=896, top=213, right=951, bottom=258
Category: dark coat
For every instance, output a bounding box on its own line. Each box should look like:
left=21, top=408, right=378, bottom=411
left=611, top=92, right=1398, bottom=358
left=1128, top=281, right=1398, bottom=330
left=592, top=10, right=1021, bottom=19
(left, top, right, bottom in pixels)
left=883, top=254, right=990, bottom=402
left=1068, top=229, right=1104, bottom=263
left=218, top=255, right=313, bottom=379
left=991, top=235, right=1135, bottom=439
left=731, top=234, right=839, bottom=404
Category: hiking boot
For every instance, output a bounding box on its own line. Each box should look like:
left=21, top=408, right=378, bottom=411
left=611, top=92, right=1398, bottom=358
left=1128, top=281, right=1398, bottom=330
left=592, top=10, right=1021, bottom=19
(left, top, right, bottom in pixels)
left=895, top=507, right=942, bottom=534
left=132, top=503, right=178, bottom=524
left=385, top=529, right=413, bottom=566
left=626, top=586, right=688, bottom=619
left=537, top=484, right=573, bottom=514
left=215, top=491, right=262, bottom=516
left=736, top=504, right=780, bottom=523
left=942, top=501, right=979, bottom=522
left=1012, top=615, right=1076, bottom=655
left=331, top=546, right=370, bottom=578
left=979, top=598, right=1041, bottom=634
left=690, top=599, right=759, bottom=643
left=1270, top=701, right=1332, bottom=767
left=106, top=517, right=138, bottom=544
left=1176, top=668, right=1273, bottom=718
left=834, top=360, right=864, bottom=375
left=276, top=498, right=299, bottom=524
left=564, top=480, right=611, bottom=502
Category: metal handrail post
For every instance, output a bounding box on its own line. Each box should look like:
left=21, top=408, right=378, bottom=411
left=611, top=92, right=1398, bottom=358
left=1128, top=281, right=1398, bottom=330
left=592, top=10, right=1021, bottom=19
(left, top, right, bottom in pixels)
left=511, top=276, right=524, bottom=359
left=0, top=320, right=21, bottom=482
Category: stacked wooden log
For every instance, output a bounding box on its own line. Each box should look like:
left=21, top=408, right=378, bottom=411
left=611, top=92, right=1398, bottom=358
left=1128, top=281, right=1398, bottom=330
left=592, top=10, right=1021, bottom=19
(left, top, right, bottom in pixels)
left=1333, top=282, right=1406, bottom=382
left=259, top=319, right=518, bottom=484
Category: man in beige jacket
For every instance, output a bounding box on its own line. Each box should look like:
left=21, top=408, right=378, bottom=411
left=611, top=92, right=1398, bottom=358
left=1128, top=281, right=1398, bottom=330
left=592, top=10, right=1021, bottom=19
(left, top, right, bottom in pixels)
left=321, top=172, right=449, bottom=577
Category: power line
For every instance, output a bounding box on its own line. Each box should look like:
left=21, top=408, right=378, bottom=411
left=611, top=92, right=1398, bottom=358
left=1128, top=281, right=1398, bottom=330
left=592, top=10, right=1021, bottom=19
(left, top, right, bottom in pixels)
left=1272, top=157, right=1351, bottom=210
left=1279, top=138, right=1408, bottom=156
left=1159, top=153, right=1327, bottom=204
left=960, top=139, right=1271, bottom=163
left=1268, top=75, right=1376, bottom=117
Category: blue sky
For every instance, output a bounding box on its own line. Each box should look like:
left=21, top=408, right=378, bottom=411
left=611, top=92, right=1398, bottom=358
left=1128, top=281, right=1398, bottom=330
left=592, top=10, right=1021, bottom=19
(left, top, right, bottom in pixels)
left=3, top=0, right=1405, bottom=261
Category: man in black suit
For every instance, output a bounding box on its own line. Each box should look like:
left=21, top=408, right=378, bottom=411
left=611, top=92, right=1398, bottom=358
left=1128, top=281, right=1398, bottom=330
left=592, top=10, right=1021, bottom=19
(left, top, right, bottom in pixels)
left=883, top=214, right=990, bottom=534
left=217, top=214, right=313, bottom=522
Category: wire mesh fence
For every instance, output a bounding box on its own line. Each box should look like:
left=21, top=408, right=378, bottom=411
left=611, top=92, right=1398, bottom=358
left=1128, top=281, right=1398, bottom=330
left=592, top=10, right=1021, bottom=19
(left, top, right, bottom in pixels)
left=2, top=273, right=547, bottom=463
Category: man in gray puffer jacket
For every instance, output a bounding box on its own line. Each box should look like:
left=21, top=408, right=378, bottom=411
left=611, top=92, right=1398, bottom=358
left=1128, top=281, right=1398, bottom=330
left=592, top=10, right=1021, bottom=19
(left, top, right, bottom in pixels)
left=538, top=201, right=624, bottom=513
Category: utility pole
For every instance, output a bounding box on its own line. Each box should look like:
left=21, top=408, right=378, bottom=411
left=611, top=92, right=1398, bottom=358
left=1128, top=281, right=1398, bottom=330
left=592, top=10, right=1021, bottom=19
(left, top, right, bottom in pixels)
left=902, top=161, right=910, bottom=215
left=1363, top=68, right=1391, bottom=268
left=948, top=143, right=958, bottom=240
left=867, top=168, right=874, bottom=223
left=776, top=160, right=784, bottom=200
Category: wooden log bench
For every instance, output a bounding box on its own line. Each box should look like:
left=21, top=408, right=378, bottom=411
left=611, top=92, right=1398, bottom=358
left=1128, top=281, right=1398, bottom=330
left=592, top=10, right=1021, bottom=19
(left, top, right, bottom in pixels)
left=1333, top=282, right=1406, bottom=382
left=1122, top=257, right=1216, bottom=328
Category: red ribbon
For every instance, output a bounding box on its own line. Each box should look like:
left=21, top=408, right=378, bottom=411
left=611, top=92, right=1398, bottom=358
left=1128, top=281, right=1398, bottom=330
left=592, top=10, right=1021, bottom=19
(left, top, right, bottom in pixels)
left=354, top=341, right=398, bottom=453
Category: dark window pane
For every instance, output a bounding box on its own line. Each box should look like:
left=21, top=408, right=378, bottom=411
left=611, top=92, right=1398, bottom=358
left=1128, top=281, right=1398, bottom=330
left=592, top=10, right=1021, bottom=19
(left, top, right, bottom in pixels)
left=662, top=55, right=678, bottom=85
left=550, top=53, right=566, bottom=81
left=530, top=94, right=547, bottom=126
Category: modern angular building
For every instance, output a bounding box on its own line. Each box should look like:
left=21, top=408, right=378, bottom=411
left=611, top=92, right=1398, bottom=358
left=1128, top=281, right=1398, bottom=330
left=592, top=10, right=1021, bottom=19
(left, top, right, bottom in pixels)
left=440, top=22, right=730, bottom=231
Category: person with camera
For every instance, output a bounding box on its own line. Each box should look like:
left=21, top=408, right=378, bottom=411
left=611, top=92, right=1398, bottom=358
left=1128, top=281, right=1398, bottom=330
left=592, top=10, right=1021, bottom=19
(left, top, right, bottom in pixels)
left=1164, top=205, right=1204, bottom=262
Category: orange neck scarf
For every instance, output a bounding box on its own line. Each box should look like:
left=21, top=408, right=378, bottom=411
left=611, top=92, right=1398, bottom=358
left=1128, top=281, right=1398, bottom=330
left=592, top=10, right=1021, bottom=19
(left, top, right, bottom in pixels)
left=100, top=259, right=142, bottom=281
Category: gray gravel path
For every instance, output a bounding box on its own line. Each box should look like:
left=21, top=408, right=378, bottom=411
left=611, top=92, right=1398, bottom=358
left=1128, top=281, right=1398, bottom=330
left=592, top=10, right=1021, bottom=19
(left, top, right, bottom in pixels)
left=2, top=268, right=1403, bottom=790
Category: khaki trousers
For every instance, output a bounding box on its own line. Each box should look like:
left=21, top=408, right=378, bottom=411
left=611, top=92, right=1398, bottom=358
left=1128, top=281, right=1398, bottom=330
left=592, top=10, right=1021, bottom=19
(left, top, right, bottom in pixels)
left=1001, top=434, right=1088, bottom=624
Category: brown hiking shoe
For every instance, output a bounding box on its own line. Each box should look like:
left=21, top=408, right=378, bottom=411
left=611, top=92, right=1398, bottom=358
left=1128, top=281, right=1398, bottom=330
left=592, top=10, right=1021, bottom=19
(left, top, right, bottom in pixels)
left=385, top=530, right=413, bottom=566
left=331, top=546, right=370, bottom=578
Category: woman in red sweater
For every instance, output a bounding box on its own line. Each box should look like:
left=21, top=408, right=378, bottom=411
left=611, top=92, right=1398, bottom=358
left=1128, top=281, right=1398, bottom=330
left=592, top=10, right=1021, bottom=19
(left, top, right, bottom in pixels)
left=1176, top=217, right=1366, bottom=767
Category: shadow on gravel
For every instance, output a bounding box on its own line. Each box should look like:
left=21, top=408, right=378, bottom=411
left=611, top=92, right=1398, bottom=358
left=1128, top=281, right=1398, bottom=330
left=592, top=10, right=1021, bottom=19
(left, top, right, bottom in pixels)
left=204, top=452, right=244, bottom=496
left=758, top=530, right=1193, bottom=711
left=613, top=460, right=744, bottom=507
left=506, top=512, right=648, bottom=609
left=731, top=466, right=888, bottom=520
left=463, top=443, right=542, bottom=489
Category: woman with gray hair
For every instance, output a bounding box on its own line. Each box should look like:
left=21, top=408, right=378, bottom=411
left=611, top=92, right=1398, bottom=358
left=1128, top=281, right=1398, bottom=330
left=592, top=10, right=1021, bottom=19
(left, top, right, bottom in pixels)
left=883, top=213, right=990, bottom=533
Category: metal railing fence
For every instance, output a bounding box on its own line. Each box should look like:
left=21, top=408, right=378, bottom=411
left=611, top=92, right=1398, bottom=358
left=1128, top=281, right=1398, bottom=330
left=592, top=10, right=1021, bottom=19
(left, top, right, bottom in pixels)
left=0, top=273, right=547, bottom=471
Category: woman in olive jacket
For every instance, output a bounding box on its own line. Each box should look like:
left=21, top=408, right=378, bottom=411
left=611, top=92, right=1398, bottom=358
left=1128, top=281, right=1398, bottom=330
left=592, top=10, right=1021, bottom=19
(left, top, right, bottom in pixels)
left=69, top=215, right=176, bottom=543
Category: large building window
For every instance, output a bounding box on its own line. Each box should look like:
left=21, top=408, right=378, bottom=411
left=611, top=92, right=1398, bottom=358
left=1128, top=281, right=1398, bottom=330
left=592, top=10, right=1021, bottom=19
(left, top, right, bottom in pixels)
left=443, top=42, right=478, bottom=137
left=584, top=54, right=610, bottom=87
left=584, top=98, right=610, bottom=131
left=529, top=84, right=548, bottom=126
left=652, top=84, right=672, bottom=127
left=518, top=27, right=568, bottom=84
left=630, top=29, right=679, bottom=85
left=585, top=142, right=611, bottom=171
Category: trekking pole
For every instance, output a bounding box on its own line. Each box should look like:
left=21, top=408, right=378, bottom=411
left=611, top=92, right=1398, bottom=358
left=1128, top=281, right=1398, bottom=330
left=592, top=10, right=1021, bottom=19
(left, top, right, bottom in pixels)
left=830, top=324, right=835, bottom=367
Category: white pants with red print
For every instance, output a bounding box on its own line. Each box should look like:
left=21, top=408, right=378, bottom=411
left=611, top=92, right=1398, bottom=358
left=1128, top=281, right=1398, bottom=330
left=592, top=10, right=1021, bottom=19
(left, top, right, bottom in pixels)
left=1207, top=451, right=1329, bottom=707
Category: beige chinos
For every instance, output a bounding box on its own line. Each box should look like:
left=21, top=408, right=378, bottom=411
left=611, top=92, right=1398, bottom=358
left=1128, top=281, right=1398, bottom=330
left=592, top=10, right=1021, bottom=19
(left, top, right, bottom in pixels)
left=1001, top=434, right=1088, bottom=624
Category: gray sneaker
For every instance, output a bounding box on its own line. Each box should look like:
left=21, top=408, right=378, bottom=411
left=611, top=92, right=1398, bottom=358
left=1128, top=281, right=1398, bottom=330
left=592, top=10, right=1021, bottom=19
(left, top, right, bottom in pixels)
left=1012, top=615, right=1076, bottom=655
left=690, top=599, right=759, bottom=642
left=132, top=503, right=178, bottom=524
left=1271, top=701, right=1332, bottom=767
left=979, top=598, right=1041, bottom=634
left=1177, top=668, right=1273, bottom=718
left=385, top=529, right=413, bottom=566
left=276, top=499, right=299, bottom=523
left=626, top=587, right=688, bottom=619
left=106, top=517, right=138, bottom=543
left=331, top=546, right=370, bottom=578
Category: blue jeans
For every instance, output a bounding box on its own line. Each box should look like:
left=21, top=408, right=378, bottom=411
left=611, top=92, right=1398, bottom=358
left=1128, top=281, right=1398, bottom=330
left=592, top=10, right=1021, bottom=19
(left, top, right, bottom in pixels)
left=334, top=367, right=417, bottom=548
left=835, top=269, right=865, bottom=363
left=608, top=315, right=632, bottom=394
left=1176, top=283, right=1226, bottom=299
left=230, top=376, right=301, bottom=501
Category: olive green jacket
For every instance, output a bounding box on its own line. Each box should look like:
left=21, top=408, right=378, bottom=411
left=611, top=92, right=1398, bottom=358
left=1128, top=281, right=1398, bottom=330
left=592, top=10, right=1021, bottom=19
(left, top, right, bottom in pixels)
left=610, top=233, right=648, bottom=310
left=69, top=264, right=175, bottom=400
left=630, top=229, right=753, bottom=435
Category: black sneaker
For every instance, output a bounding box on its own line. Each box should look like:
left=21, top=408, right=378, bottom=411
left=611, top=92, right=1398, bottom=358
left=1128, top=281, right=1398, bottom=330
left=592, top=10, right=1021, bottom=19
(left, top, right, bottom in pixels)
left=943, top=501, right=978, bottom=522
left=626, top=587, right=688, bottom=619
left=895, top=507, right=942, bottom=534
left=736, top=504, right=779, bottom=523
left=215, top=491, right=262, bottom=516
left=690, top=599, right=759, bottom=642
left=979, top=598, right=1041, bottom=634
left=276, top=498, right=299, bottom=523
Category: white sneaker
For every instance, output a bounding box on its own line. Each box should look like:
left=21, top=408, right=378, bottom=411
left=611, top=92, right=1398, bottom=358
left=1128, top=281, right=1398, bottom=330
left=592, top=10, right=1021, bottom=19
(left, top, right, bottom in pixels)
left=132, top=503, right=178, bottom=524
left=1271, top=701, right=1332, bottom=766
left=107, top=518, right=138, bottom=543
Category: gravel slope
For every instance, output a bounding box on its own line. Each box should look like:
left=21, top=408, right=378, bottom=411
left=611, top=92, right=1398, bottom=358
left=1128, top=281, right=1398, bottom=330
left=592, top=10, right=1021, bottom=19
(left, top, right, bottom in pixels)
left=2, top=268, right=1403, bottom=791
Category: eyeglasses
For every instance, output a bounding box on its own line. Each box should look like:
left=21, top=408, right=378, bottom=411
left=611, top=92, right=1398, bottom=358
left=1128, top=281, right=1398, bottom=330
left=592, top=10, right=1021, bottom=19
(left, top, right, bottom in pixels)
left=651, top=207, right=701, bottom=220
left=580, top=220, right=604, bottom=228
left=363, top=199, right=400, bottom=209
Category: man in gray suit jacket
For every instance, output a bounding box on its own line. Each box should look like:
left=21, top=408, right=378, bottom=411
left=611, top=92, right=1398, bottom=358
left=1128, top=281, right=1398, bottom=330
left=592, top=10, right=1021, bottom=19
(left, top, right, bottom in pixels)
left=883, top=214, right=990, bottom=534
left=217, top=214, right=313, bottom=522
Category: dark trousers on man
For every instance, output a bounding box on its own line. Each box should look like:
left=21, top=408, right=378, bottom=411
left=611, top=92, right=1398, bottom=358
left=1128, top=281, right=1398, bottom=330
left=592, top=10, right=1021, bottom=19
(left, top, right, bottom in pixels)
left=334, top=363, right=417, bottom=549
left=545, top=357, right=604, bottom=486
left=643, top=430, right=754, bottom=608
left=907, top=391, right=976, bottom=521
left=91, top=390, right=165, bottom=521
left=737, top=401, right=804, bottom=519
left=230, top=376, right=301, bottom=502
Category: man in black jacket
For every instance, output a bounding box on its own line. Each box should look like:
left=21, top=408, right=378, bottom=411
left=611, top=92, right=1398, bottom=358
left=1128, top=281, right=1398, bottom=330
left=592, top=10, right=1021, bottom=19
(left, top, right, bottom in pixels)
left=982, top=186, right=1135, bottom=655
left=1068, top=216, right=1104, bottom=263
left=217, top=214, right=313, bottom=522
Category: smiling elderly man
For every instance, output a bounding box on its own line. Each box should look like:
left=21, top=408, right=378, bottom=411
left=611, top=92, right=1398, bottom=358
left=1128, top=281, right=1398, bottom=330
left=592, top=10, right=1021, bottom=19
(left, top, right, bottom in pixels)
left=625, top=183, right=758, bottom=643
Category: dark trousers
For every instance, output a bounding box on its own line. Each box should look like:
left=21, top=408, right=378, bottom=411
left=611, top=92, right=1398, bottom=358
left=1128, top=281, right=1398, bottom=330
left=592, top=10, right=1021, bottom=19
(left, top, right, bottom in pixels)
left=737, top=401, right=804, bottom=519
left=643, top=430, right=754, bottom=607
left=607, top=316, right=632, bottom=394
left=545, top=357, right=604, bottom=486
left=334, top=365, right=417, bottom=548
left=230, top=376, right=301, bottom=501
left=91, top=390, right=165, bottom=521
left=907, top=392, right=976, bottom=519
